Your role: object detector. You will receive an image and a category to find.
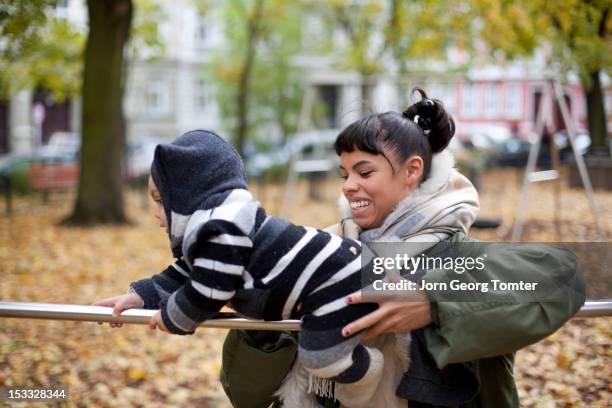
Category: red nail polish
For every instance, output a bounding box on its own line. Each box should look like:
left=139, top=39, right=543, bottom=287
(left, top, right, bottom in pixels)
left=342, top=329, right=350, bottom=337
left=347, top=296, right=352, bottom=304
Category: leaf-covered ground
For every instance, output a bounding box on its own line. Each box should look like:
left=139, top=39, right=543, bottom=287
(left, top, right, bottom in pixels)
left=1, top=169, right=610, bottom=407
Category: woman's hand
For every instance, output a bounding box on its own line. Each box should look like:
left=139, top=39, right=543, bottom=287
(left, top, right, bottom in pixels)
left=341, top=290, right=432, bottom=341
left=149, top=311, right=169, bottom=333
left=93, top=292, right=145, bottom=328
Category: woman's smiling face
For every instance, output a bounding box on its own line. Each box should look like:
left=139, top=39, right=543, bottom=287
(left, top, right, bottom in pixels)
left=339, top=149, right=422, bottom=230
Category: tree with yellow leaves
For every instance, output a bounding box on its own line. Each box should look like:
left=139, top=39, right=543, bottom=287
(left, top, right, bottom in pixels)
left=474, top=0, right=611, bottom=155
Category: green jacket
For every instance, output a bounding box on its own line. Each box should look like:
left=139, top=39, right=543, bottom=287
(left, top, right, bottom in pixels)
left=221, top=232, right=586, bottom=407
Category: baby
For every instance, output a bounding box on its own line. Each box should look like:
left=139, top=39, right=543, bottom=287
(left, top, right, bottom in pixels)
left=96, top=130, right=385, bottom=401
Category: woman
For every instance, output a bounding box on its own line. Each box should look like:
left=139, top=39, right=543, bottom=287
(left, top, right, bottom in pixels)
left=221, top=89, right=585, bottom=407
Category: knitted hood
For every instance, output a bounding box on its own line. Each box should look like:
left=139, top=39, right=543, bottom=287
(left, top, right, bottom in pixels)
left=150, top=129, right=248, bottom=257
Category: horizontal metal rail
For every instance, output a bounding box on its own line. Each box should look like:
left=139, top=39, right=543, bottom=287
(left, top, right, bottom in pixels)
left=0, top=302, right=301, bottom=331
left=574, top=300, right=612, bottom=318
left=0, top=300, right=610, bottom=330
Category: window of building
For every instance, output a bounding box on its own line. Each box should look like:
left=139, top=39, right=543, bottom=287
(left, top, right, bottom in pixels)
left=301, top=14, right=326, bottom=50
left=145, top=79, right=169, bottom=116
left=505, top=83, right=522, bottom=119
left=56, top=0, right=69, bottom=19
left=463, top=83, right=478, bottom=118
left=194, top=78, right=207, bottom=111
left=483, top=83, right=499, bottom=118
left=428, top=83, right=455, bottom=113
left=315, top=85, right=339, bottom=128
left=195, top=13, right=207, bottom=44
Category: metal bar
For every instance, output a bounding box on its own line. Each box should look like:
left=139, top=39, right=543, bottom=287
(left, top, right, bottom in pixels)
left=512, top=83, right=550, bottom=242
left=2, top=175, right=11, bottom=216
left=0, top=301, right=610, bottom=330
left=280, top=86, right=315, bottom=218
left=0, top=302, right=301, bottom=331
left=552, top=80, right=607, bottom=240
left=526, top=170, right=559, bottom=183
left=575, top=300, right=612, bottom=318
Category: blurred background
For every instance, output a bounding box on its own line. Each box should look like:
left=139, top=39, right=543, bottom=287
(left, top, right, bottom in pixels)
left=0, top=0, right=610, bottom=407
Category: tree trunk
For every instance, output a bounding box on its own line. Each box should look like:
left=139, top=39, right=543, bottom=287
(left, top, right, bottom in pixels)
left=389, top=0, right=410, bottom=108
left=235, top=0, right=265, bottom=157
left=361, top=76, right=375, bottom=115
left=392, top=60, right=410, bottom=109
left=584, top=70, right=609, bottom=156
left=64, top=0, right=132, bottom=225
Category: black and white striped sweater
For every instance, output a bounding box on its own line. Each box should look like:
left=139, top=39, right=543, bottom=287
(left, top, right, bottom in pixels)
left=132, top=188, right=379, bottom=384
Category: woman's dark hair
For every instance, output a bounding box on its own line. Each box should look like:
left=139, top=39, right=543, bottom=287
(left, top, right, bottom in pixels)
left=334, top=87, right=455, bottom=181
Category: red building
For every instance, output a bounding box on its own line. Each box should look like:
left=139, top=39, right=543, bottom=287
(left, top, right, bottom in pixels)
left=452, top=79, right=595, bottom=142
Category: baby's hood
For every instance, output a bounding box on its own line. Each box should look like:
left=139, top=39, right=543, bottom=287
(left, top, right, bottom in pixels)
left=150, top=129, right=248, bottom=256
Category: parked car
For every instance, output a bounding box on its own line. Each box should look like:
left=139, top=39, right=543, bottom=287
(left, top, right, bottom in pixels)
left=0, top=153, right=36, bottom=193
left=125, top=137, right=169, bottom=185
left=490, top=138, right=533, bottom=168
left=458, top=124, right=511, bottom=150
left=246, top=129, right=340, bottom=177
left=0, top=132, right=81, bottom=194
left=126, top=138, right=158, bottom=179
left=36, top=131, right=80, bottom=163
left=554, top=129, right=591, bottom=159
left=490, top=130, right=591, bottom=169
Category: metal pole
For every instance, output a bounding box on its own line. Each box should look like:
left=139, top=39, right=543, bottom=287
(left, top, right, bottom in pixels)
left=2, top=175, right=11, bottom=216
left=575, top=300, right=612, bottom=318
left=552, top=81, right=606, bottom=240
left=512, top=83, right=550, bottom=242
left=0, top=301, right=610, bottom=329
left=0, top=302, right=301, bottom=331
left=280, top=86, right=316, bottom=218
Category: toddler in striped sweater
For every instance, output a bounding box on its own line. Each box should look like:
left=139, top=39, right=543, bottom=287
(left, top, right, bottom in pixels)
left=123, top=130, right=384, bottom=397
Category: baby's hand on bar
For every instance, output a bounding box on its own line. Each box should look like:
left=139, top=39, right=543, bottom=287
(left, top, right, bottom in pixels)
left=93, top=293, right=144, bottom=328
left=149, top=311, right=169, bottom=333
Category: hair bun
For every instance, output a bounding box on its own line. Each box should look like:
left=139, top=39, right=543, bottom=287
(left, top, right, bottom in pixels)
left=415, top=99, right=436, bottom=130
left=403, top=87, right=455, bottom=154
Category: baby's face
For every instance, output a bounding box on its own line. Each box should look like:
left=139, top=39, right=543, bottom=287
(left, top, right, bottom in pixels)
left=148, top=176, right=168, bottom=232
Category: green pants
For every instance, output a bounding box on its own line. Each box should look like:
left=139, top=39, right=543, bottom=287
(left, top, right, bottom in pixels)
left=220, top=330, right=298, bottom=408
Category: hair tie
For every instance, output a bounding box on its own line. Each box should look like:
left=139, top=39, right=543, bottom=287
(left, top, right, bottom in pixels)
left=415, top=99, right=435, bottom=134
left=402, top=98, right=435, bottom=134
left=412, top=115, right=430, bottom=135
left=420, top=99, right=435, bottom=110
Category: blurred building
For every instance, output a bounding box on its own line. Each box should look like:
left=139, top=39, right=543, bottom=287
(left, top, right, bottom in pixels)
left=123, top=1, right=224, bottom=143
left=2, top=0, right=611, bottom=156
left=408, top=50, right=595, bottom=142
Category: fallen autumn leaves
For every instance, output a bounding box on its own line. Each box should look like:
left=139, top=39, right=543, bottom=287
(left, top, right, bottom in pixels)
left=1, top=170, right=611, bottom=407
left=1, top=194, right=228, bottom=407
